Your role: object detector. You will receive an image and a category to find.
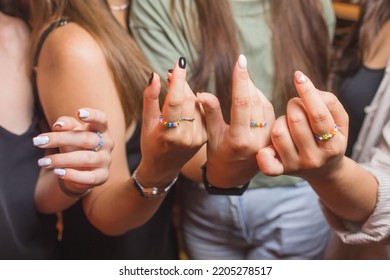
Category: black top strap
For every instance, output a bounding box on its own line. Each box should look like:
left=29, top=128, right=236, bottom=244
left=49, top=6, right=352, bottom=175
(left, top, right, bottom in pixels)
left=32, top=18, right=70, bottom=120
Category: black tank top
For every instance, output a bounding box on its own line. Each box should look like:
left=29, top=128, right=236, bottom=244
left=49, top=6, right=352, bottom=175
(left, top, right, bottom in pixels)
left=339, top=65, right=385, bottom=157
left=0, top=117, right=59, bottom=259
left=33, top=19, right=178, bottom=259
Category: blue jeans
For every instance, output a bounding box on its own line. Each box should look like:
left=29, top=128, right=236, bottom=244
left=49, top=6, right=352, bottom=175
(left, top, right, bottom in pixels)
left=179, top=181, right=331, bottom=259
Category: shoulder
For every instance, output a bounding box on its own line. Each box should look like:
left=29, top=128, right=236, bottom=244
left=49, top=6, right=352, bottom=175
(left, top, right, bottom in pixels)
left=38, top=22, right=105, bottom=71
left=0, top=13, right=30, bottom=51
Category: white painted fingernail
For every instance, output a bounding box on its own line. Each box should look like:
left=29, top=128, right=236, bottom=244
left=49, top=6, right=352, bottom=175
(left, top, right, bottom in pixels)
left=238, top=54, right=247, bottom=69
left=53, top=121, right=65, bottom=128
left=54, top=168, right=66, bottom=176
left=38, top=158, right=52, bottom=167
left=295, top=71, right=307, bottom=84
left=33, top=136, right=49, bottom=146
left=78, top=109, right=90, bottom=119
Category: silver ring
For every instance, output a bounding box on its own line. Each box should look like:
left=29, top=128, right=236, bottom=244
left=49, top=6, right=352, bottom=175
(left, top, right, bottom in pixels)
left=181, top=117, right=195, bottom=122
left=91, top=132, right=104, bottom=151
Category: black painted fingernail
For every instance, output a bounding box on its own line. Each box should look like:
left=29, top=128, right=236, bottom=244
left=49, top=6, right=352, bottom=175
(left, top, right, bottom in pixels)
left=148, top=72, right=154, bottom=85
left=179, top=57, right=186, bottom=69
left=168, top=69, right=173, bottom=73
left=167, top=78, right=170, bottom=83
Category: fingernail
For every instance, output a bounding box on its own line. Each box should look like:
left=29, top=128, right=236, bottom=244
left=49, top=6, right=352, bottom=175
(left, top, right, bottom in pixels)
left=168, top=69, right=173, bottom=73
left=238, top=54, right=247, bottom=69
left=33, top=136, right=49, bottom=146
left=54, top=168, right=66, bottom=176
left=53, top=121, right=65, bottom=128
left=167, top=78, right=170, bottom=83
left=38, top=157, right=52, bottom=167
left=295, top=71, right=306, bottom=84
left=78, top=109, right=90, bottom=119
left=148, top=72, right=154, bottom=86
left=179, top=57, right=186, bottom=69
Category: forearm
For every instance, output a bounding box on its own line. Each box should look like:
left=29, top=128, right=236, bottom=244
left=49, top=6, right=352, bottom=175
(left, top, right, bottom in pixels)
left=307, top=156, right=378, bottom=223
left=83, top=177, right=167, bottom=236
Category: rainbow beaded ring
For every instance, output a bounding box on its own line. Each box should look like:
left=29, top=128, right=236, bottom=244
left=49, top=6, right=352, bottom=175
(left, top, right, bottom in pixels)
left=314, top=124, right=339, bottom=141
left=250, top=121, right=267, bottom=128
left=159, top=115, right=182, bottom=128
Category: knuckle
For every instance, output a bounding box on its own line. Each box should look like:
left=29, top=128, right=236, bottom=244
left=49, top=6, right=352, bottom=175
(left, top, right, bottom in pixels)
left=311, top=109, right=329, bottom=124
left=233, top=97, right=251, bottom=109
left=288, top=112, right=307, bottom=127
left=229, top=138, right=250, bottom=153
left=271, top=125, right=287, bottom=141
left=84, top=152, right=97, bottom=166
left=165, top=95, right=183, bottom=108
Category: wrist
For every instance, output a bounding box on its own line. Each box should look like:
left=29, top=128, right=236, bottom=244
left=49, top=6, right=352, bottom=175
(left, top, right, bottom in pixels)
left=136, top=162, right=180, bottom=189
left=58, top=179, right=91, bottom=198
left=132, top=168, right=177, bottom=199
left=201, top=162, right=249, bottom=196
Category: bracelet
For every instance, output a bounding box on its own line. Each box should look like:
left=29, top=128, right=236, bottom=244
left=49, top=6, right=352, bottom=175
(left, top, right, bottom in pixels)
left=132, top=169, right=177, bottom=199
left=201, top=163, right=250, bottom=196
left=58, top=179, right=91, bottom=198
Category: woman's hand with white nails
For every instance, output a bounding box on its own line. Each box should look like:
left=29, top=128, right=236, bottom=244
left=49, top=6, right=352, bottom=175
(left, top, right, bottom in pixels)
left=198, top=54, right=275, bottom=188
left=34, top=108, right=113, bottom=213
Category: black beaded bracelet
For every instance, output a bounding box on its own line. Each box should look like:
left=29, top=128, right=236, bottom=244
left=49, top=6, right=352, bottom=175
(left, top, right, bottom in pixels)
left=201, top=163, right=250, bottom=196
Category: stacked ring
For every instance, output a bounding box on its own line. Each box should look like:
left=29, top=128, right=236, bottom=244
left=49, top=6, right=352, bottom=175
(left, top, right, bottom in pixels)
left=314, top=124, right=339, bottom=141
left=91, top=131, right=104, bottom=151
left=250, top=121, right=267, bottom=128
left=181, top=117, right=195, bottom=122
left=159, top=115, right=182, bottom=128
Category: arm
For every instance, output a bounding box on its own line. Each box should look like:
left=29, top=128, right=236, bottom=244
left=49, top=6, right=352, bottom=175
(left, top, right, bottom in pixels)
left=36, top=23, right=205, bottom=235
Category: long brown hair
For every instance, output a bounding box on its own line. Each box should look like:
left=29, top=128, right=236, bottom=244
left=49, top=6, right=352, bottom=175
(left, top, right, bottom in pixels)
left=330, top=0, right=390, bottom=92
left=173, top=0, right=331, bottom=118
left=28, top=0, right=152, bottom=126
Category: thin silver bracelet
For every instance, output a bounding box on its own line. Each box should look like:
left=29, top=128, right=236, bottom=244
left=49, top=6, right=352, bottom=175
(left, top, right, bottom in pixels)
left=132, top=169, right=178, bottom=199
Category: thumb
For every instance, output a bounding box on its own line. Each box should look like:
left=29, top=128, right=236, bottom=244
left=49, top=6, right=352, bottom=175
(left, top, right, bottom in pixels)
left=197, top=92, right=225, bottom=136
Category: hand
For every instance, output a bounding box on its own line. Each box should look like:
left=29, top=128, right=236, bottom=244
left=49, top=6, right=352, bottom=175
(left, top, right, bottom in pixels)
left=257, top=71, right=349, bottom=182
left=197, top=54, right=275, bottom=187
left=33, top=108, right=113, bottom=194
left=136, top=57, right=207, bottom=187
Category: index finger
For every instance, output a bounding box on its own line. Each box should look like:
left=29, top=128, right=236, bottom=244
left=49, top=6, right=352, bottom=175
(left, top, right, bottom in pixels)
left=294, top=71, right=334, bottom=136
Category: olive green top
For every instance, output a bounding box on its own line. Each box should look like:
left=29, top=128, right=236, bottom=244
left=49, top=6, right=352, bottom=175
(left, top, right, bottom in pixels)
left=130, top=0, right=335, bottom=188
